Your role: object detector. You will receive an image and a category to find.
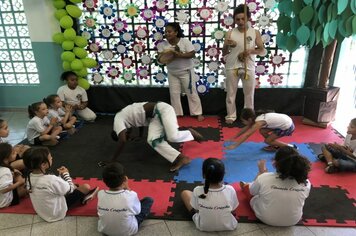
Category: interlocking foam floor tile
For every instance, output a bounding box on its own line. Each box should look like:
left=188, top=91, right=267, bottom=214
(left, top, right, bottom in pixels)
left=231, top=182, right=257, bottom=222
left=181, top=141, right=225, bottom=159
left=178, top=116, right=220, bottom=128
left=175, top=158, right=205, bottom=183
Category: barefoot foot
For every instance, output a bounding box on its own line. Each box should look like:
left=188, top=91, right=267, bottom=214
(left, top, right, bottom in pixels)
left=170, top=155, right=191, bottom=172
left=197, top=115, right=205, bottom=122
left=188, top=128, right=204, bottom=143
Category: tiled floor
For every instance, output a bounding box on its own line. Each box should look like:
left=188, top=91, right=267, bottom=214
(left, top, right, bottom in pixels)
left=0, top=110, right=355, bottom=236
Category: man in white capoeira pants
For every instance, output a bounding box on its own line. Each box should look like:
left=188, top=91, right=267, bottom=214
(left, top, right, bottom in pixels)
left=111, top=102, right=203, bottom=172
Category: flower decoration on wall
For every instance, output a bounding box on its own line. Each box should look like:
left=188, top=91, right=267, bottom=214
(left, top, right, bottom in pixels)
left=124, top=4, right=139, bottom=18
left=175, top=10, right=190, bottom=24
left=207, top=61, right=220, bottom=71
left=269, top=53, right=286, bottom=67
left=193, top=56, right=202, bottom=68
left=87, top=41, right=101, bottom=54
left=205, top=72, right=218, bottom=86
left=101, top=49, right=115, bottom=60
left=153, top=16, right=168, bottom=29
left=198, top=6, right=213, bottom=21
left=140, top=7, right=156, bottom=21
left=206, top=45, right=220, bottom=59
left=121, top=55, right=134, bottom=69
left=257, top=48, right=271, bottom=60
left=135, top=26, right=149, bottom=40
left=91, top=60, right=103, bottom=72
left=153, top=0, right=168, bottom=12
left=100, top=4, right=116, bottom=20
left=113, top=18, right=127, bottom=33
left=176, top=0, right=191, bottom=8
left=106, top=66, right=120, bottom=79
left=221, top=14, right=234, bottom=29
left=268, top=73, right=283, bottom=86
left=120, top=30, right=134, bottom=45
left=192, top=40, right=204, bottom=53
left=113, top=43, right=127, bottom=55
left=84, top=16, right=97, bottom=29
left=255, top=12, right=276, bottom=29
left=140, top=54, right=152, bottom=65
left=261, top=29, right=273, bottom=46
left=99, top=25, right=113, bottom=39
left=190, top=22, right=204, bottom=36
left=255, top=62, right=269, bottom=76
left=80, top=28, right=94, bottom=40
left=132, top=41, right=146, bottom=55
left=196, top=80, right=210, bottom=95
left=137, top=66, right=149, bottom=79
left=151, top=30, right=164, bottom=44
left=153, top=71, right=167, bottom=84
left=215, top=1, right=230, bottom=13
left=153, top=54, right=163, bottom=66
left=255, top=77, right=261, bottom=88
left=247, top=0, right=262, bottom=14
left=121, top=70, right=135, bottom=83
left=211, top=28, right=225, bottom=42
left=92, top=73, right=104, bottom=84
left=83, top=0, right=98, bottom=12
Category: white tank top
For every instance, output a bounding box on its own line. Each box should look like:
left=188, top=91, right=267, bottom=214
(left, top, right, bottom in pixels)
left=225, top=27, right=256, bottom=70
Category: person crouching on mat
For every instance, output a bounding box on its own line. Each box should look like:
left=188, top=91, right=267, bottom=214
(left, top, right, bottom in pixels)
left=111, top=102, right=204, bottom=172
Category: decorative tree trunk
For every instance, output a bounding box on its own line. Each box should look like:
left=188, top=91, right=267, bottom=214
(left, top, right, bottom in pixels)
left=318, top=39, right=338, bottom=88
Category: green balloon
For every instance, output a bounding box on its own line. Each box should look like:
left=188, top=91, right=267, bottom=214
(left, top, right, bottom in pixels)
left=61, top=51, right=76, bottom=62
left=52, top=32, right=65, bottom=44
left=75, top=67, right=89, bottom=77
left=53, top=0, right=66, bottom=9
left=55, top=9, right=68, bottom=21
left=62, top=61, right=71, bottom=71
left=62, top=40, right=74, bottom=50
left=73, top=47, right=88, bottom=59
left=63, top=28, right=76, bottom=40
left=81, top=58, right=97, bottom=68
left=66, top=5, right=82, bottom=18
left=71, top=59, right=84, bottom=71
left=60, top=15, right=73, bottom=29
left=69, top=0, right=83, bottom=3
left=74, top=36, right=88, bottom=48
left=78, top=78, right=90, bottom=90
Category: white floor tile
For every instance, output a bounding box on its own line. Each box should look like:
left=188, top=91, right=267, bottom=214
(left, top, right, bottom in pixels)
left=77, top=216, right=102, bottom=236
left=135, top=220, right=171, bottom=236
left=0, top=213, right=33, bottom=230
left=0, top=224, right=31, bottom=236
left=218, top=223, right=260, bottom=235
left=307, top=226, right=356, bottom=236
left=165, top=220, right=219, bottom=236
left=261, top=225, right=314, bottom=236
left=31, top=216, right=76, bottom=236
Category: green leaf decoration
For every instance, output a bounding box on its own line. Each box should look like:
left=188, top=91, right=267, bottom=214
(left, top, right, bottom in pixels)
left=315, top=25, right=323, bottom=44
left=277, top=15, right=291, bottom=33
left=311, top=11, right=319, bottom=28
left=303, top=0, right=313, bottom=5
left=286, top=35, right=299, bottom=53
left=278, top=0, right=293, bottom=15
left=300, top=5, right=314, bottom=24
left=345, top=15, right=354, bottom=36
left=327, top=3, right=333, bottom=22
left=276, top=32, right=287, bottom=49
left=309, top=29, right=316, bottom=48
left=351, top=0, right=356, bottom=14
left=328, top=20, right=338, bottom=39
left=338, top=18, right=347, bottom=37
left=313, top=0, right=321, bottom=9
left=318, top=5, right=326, bottom=24
left=337, top=0, right=349, bottom=14
left=296, top=25, right=310, bottom=44
left=290, top=16, right=301, bottom=34
left=323, top=22, right=330, bottom=43
left=352, top=15, right=356, bottom=34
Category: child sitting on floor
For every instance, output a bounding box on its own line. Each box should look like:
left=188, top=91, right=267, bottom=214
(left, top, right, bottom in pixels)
left=319, top=118, right=356, bottom=173
left=241, top=146, right=311, bottom=226
left=97, top=162, right=153, bottom=236
left=181, top=158, right=238, bottom=232
left=226, top=108, right=297, bottom=151
left=23, top=147, right=99, bottom=222
left=0, top=143, right=27, bottom=208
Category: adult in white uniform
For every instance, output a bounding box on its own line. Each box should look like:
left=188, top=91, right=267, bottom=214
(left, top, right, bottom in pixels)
left=222, top=4, right=265, bottom=124
left=112, top=102, right=203, bottom=172
left=158, top=22, right=204, bottom=121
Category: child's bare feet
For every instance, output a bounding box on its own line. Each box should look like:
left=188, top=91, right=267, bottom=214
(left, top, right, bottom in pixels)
left=225, top=119, right=234, bottom=124
left=197, top=115, right=205, bottom=122
left=188, top=128, right=204, bottom=143
left=170, top=155, right=191, bottom=172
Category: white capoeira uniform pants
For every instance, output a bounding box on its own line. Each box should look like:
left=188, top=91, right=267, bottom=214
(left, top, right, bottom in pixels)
left=225, top=68, right=255, bottom=121
left=168, top=69, right=203, bottom=116
left=147, top=102, right=194, bottom=163
left=76, top=107, right=97, bottom=121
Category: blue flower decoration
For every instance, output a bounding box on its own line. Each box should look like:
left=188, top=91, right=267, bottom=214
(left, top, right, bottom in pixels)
left=261, top=29, right=274, bottom=46
left=100, top=4, right=116, bottom=20
left=91, top=60, right=103, bottom=72
left=113, top=43, right=127, bottom=55
left=192, top=40, right=204, bottom=53
left=153, top=16, right=168, bottom=29
left=204, top=72, right=218, bottom=86
left=80, top=28, right=94, bottom=41
left=99, top=25, right=113, bottom=39
left=153, top=71, right=167, bottom=84
left=196, top=80, right=210, bottom=95
left=119, top=30, right=134, bottom=45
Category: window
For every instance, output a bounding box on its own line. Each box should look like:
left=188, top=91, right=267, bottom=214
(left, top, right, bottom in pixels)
left=78, top=0, right=307, bottom=89
left=0, top=0, right=39, bottom=84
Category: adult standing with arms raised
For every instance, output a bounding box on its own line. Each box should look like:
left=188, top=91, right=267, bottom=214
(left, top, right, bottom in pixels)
left=222, top=4, right=265, bottom=124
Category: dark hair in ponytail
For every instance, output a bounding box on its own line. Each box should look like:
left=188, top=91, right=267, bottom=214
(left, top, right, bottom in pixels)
left=28, top=102, right=44, bottom=119
left=199, top=158, right=225, bottom=199
left=166, top=22, right=184, bottom=38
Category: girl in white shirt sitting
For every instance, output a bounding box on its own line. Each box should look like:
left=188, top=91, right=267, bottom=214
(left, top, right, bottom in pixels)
left=0, top=143, right=27, bottom=208
left=22, top=147, right=98, bottom=222
left=44, top=94, right=77, bottom=134
left=181, top=158, right=238, bottom=231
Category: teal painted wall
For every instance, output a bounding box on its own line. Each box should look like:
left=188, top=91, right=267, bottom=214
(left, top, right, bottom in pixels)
left=0, top=42, right=63, bottom=109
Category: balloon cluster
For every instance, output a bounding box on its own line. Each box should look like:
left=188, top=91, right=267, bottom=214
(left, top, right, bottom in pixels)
left=52, top=0, right=97, bottom=90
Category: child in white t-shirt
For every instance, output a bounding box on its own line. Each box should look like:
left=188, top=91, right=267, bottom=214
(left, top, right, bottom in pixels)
left=23, top=147, right=99, bottom=222
left=226, top=108, right=297, bottom=151
left=97, top=162, right=153, bottom=236
left=0, top=143, right=27, bottom=208
left=43, top=94, right=77, bottom=134
left=57, top=71, right=96, bottom=122
left=243, top=146, right=311, bottom=226
left=181, top=158, right=238, bottom=232
left=26, top=102, right=63, bottom=146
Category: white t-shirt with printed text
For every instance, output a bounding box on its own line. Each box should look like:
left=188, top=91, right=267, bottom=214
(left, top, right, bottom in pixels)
left=57, top=85, right=88, bottom=106
left=0, top=167, right=13, bottom=208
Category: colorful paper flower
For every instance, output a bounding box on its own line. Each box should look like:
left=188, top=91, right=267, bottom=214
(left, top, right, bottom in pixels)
left=132, top=41, right=146, bottom=55
left=91, top=60, right=103, bottom=72
left=221, top=13, right=234, bottom=29
left=175, top=10, right=190, bottom=24
left=92, top=73, right=104, bottom=84
left=140, top=54, right=152, bottom=65
left=113, top=18, right=127, bottom=32
left=83, top=0, right=98, bottom=12
left=255, top=77, right=261, bottom=88
left=192, top=56, right=202, bottom=68
left=205, top=72, right=218, bottom=86
left=87, top=41, right=101, bottom=54
left=121, top=70, right=135, bottom=83
left=261, top=29, right=273, bottom=46
left=153, top=71, right=167, bottom=84
left=198, top=6, right=213, bottom=21
left=113, top=43, right=127, bottom=55
left=196, top=80, right=210, bottom=95
left=192, top=40, right=204, bottom=53
left=120, top=30, right=134, bottom=45
left=207, top=61, right=220, bottom=71
left=99, top=25, right=113, bottom=39
left=80, top=28, right=94, bottom=40
left=153, top=16, right=168, bottom=29
left=268, top=73, right=283, bottom=86
left=151, top=30, right=164, bottom=43
left=270, top=53, right=286, bottom=67
left=247, top=0, right=262, bottom=14
left=121, top=55, right=134, bottom=68
left=140, top=7, right=156, bottom=21
left=255, top=13, right=274, bottom=29
left=206, top=45, right=220, bottom=59
left=100, top=4, right=115, bottom=19
left=211, top=28, right=225, bottom=42
left=106, top=66, right=120, bottom=79
left=257, top=48, right=271, bottom=60
left=135, top=26, right=148, bottom=40
left=136, top=66, right=149, bottom=79
left=124, top=4, right=139, bottom=18
left=255, top=62, right=269, bottom=76
left=153, top=0, right=168, bottom=12
left=190, top=22, right=204, bottom=36
left=176, top=0, right=191, bottom=8
left=101, top=50, right=114, bottom=60
left=83, top=16, right=97, bottom=29
left=215, top=1, right=230, bottom=13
